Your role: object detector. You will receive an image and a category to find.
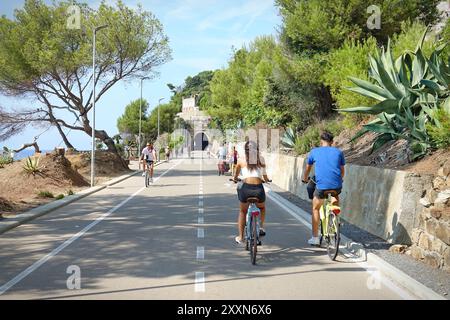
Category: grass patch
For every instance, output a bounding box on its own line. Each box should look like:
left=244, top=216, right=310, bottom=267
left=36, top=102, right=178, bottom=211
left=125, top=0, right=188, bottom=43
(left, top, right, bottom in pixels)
left=55, top=194, right=65, bottom=200
left=37, top=191, right=54, bottom=198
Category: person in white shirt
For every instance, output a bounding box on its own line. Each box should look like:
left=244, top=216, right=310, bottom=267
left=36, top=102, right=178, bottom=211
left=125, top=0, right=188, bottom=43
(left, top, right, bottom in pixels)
left=141, top=142, right=157, bottom=182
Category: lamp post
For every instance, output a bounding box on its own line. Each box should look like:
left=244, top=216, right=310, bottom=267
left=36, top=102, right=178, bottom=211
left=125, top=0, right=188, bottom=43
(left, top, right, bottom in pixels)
left=139, top=77, right=151, bottom=156
left=90, top=24, right=108, bottom=188
left=157, top=97, right=164, bottom=162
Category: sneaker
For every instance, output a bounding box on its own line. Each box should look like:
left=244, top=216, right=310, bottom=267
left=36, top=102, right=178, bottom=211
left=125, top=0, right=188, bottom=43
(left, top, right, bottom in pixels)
left=308, top=237, right=320, bottom=246
left=259, top=228, right=266, bottom=237
left=235, top=236, right=244, bottom=245
left=142, top=172, right=146, bottom=177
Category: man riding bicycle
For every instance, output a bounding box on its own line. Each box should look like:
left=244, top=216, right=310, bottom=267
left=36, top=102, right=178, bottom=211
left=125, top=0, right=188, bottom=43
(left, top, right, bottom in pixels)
left=141, top=142, right=157, bottom=183
left=302, top=131, right=345, bottom=246
left=232, top=141, right=271, bottom=245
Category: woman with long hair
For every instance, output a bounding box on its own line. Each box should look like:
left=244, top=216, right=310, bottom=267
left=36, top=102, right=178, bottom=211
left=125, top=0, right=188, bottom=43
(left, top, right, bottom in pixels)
left=232, top=140, right=270, bottom=244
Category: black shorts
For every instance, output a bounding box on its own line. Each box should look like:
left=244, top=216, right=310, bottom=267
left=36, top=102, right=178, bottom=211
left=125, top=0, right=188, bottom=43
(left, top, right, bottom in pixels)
left=145, top=160, right=154, bottom=166
left=237, top=183, right=266, bottom=203
left=314, top=188, right=342, bottom=199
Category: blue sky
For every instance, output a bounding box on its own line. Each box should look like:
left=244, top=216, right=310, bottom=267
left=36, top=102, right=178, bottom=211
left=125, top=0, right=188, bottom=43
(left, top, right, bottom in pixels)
left=0, top=0, right=281, bottom=150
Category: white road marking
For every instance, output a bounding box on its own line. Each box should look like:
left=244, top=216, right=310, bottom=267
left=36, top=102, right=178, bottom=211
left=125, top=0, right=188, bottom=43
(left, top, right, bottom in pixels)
left=195, top=272, right=205, bottom=292
left=198, top=217, right=204, bottom=224
left=265, top=186, right=417, bottom=300
left=197, top=247, right=205, bottom=260
left=197, top=228, right=205, bottom=239
left=199, top=200, right=204, bottom=207
left=199, top=208, right=204, bottom=214
left=0, top=160, right=183, bottom=296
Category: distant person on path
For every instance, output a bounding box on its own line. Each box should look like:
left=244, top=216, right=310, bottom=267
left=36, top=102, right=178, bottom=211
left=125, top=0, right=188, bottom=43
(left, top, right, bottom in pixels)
left=165, top=146, right=171, bottom=162
left=141, top=142, right=157, bottom=183
left=229, top=146, right=239, bottom=176
left=302, top=131, right=345, bottom=246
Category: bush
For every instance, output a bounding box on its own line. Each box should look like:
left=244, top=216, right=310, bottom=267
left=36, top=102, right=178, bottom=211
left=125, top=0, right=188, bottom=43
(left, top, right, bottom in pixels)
left=427, top=109, right=450, bottom=149
left=0, top=155, right=13, bottom=168
left=55, top=194, right=65, bottom=200
left=67, top=190, right=74, bottom=196
left=37, top=191, right=54, bottom=198
left=294, top=119, right=346, bottom=155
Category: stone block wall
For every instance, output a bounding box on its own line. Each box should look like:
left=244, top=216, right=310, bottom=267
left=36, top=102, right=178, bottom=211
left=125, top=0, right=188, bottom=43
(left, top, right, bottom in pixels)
left=410, top=161, right=450, bottom=272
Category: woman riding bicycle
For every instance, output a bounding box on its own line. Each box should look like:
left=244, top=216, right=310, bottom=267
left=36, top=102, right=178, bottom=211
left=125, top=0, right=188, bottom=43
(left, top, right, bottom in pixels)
left=232, top=141, right=270, bottom=245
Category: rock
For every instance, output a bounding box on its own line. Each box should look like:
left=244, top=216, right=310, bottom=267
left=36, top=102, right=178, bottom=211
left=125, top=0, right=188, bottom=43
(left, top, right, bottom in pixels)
left=427, top=189, right=439, bottom=204
left=426, top=218, right=438, bottom=236
left=411, top=229, right=423, bottom=244
left=444, top=249, right=450, bottom=269
left=389, top=244, right=408, bottom=253
left=431, top=238, right=447, bottom=255
left=420, top=197, right=432, bottom=208
left=433, top=176, right=447, bottom=190
left=411, top=245, right=424, bottom=260
left=419, top=233, right=432, bottom=250
left=435, top=221, right=450, bottom=246
left=435, top=190, right=450, bottom=206
left=430, top=208, right=443, bottom=219
left=423, top=252, right=442, bottom=268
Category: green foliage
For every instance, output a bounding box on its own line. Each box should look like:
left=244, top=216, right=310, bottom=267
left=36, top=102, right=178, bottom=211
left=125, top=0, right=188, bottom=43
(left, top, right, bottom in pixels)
left=67, top=190, right=74, bottom=196
left=427, top=109, right=450, bottom=149
left=391, top=22, right=434, bottom=59
left=322, top=37, right=378, bottom=125
left=117, top=99, right=150, bottom=136
left=37, top=191, right=54, bottom=198
left=276, top=0, right=441, bottom=54
left=0, top=153, right=13, bottom=168
left=23, top=156, right=40, bottom=175
left=55, top=194, right=65, bottom=200
left=340, top=29, right=450, bottom=160
left=293, top=119, right=346, bottom=155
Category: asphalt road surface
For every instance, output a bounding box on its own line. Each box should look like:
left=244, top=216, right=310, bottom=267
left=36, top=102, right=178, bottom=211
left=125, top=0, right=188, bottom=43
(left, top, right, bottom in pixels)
left=0, top=152, right=415, bottom=300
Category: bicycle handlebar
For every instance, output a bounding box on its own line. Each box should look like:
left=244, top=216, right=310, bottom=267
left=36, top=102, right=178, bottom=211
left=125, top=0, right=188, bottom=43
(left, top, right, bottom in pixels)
left=229, top=178, right=272, bottom=184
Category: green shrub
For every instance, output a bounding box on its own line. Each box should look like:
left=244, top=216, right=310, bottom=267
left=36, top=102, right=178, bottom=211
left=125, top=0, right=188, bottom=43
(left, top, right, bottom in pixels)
left=427, top=109, right=450, bottom=149
left=55, top=194, right=65, bottom=200
left=37, top=191, right=54, bottom=198
left=294, top=119, right=346, bottom=155
left=0, top=154, right=13, bottom=168
left=67, top=190, right=74, bottom=196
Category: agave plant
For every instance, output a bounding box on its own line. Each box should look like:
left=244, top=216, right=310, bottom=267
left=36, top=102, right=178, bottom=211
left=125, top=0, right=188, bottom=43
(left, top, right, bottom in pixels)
left=281, top=127, right=297, bottom=149
left=23, top=156, right=40, bottom=175
left=340, top=27, right=450, bottom=160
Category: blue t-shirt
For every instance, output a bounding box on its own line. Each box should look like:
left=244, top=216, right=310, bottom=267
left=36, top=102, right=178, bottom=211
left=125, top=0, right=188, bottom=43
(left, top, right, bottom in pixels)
left=307, top=147, right=345, bottom=190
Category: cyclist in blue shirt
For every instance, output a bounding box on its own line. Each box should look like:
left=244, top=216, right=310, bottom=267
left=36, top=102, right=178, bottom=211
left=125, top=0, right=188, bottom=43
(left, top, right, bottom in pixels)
left=302, top=131, right=345, bottom=246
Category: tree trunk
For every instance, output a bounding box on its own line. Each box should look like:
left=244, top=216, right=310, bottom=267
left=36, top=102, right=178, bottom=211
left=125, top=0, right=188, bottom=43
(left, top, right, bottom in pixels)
left=54, top=121, right=76, bottom=150
left=14, top=142, right=40, bottom=154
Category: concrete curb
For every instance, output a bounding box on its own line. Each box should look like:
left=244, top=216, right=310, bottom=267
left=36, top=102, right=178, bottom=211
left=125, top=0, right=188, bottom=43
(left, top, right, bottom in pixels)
left=0, top=161, right=166, bottom=235
left=265, top=185, right=445, bottom=300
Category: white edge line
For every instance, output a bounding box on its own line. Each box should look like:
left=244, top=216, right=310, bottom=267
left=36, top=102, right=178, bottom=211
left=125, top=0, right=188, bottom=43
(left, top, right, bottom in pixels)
left=195, top=272, right=205, bottom=292
left=265, top=186, right=418, bottom=300
left=0, top=159, right=183, bottom=296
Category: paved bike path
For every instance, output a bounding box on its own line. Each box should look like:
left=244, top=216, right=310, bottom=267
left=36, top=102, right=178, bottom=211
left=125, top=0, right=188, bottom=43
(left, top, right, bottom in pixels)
left=0, top=158, right=408, bottom=299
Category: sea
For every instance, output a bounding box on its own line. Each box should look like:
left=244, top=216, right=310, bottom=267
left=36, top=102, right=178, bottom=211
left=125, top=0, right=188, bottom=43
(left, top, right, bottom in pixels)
left=9, top=149, right=53, bottom=161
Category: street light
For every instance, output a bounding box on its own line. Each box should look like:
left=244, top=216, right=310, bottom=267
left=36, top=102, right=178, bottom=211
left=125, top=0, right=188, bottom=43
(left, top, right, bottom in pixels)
left=90, top=24, right=109, bottom=188
left=139, top=77, right=151, bottom=156
left=157, top=97, right=164, bottom=162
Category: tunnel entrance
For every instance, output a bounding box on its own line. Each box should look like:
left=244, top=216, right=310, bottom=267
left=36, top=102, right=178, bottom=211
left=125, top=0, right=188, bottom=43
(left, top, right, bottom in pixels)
left=194, top=132, right=209, bottom=151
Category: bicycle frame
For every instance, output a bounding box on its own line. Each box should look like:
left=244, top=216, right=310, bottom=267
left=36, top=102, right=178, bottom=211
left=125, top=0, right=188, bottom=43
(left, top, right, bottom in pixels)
left=245, top=203, right=261, bottom=242
left=320, top=194, right=340, bottom=237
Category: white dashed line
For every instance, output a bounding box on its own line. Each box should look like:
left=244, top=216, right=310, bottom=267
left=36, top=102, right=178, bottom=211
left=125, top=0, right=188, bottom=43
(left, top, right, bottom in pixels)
left=197, top=247, right=205, bottom=260
left=195, top=272, right=205, bottom=292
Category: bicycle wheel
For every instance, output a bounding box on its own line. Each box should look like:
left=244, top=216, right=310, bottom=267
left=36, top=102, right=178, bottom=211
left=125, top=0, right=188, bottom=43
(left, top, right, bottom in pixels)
left=145, top=171, right=149, bottom=188
left=250, top=216, right=258, bottom=265
left=327, top=214, right=340, bottom=261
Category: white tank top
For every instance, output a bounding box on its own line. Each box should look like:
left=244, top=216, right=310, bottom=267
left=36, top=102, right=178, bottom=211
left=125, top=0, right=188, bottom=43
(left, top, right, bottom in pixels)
left=241, top=166, right=265, bottom=179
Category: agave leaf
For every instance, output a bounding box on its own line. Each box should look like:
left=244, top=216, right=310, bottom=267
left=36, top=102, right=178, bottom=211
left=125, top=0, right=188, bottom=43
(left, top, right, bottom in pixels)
left=371, top=133, right=394, bottom=154
left=348, top=77, right=394, bottom=100
left=412, top=48, right=427, bottom=87
left=420, top=79, right=444, bottom=93
left=426, top=57, right=448, bottom=87
left=414, top=26, right=429, bottom=54
left=340, top=99, right=399, bottom=115
left=375, top=57, right=404, bottom=99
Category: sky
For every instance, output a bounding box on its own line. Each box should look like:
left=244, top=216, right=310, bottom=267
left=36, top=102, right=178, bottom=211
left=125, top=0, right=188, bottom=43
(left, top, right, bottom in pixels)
left=0, top=0, right=281, bottom=150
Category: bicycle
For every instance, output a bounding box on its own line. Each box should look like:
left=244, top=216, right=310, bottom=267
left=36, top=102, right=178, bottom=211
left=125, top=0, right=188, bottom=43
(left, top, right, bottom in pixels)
left=231, top=178, right=271, bottom=265
left=143, top=160, right=154, bottom=188
left=303, top=177, right=342, bottom=261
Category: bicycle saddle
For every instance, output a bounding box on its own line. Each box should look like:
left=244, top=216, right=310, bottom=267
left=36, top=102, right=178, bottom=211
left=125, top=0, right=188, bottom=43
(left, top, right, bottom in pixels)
left=247, top=197, right=261, bottom=203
